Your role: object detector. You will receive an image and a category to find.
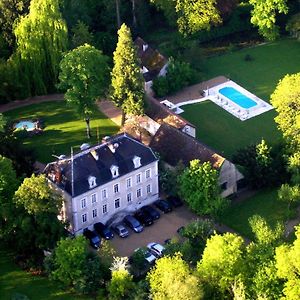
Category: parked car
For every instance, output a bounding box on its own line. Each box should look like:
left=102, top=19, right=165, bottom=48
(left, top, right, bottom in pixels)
left=94, top=222, right=114, bottom=240
left=147, top=242, right=165, bottom=258
left=83, top=229, right=101, bottom=249
left=154, top=199, right=172, bottom=213
left=166, top=196, right=183, bottom=208
left=123, top=215, right=144, bottom=233
left=134, top=247, right=156, bottom=264
left=141, top=205, right=160, bottom=220
left=113, top=223, right=129, bottom=238
left=134, top=211, right=153, bottom=226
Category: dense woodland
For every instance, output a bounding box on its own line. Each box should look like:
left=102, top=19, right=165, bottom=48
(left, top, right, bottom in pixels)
left=1, top=0, right=300, bottom=299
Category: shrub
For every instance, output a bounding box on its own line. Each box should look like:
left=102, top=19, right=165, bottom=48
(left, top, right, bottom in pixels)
left=244, top=54, right=254, bottom=61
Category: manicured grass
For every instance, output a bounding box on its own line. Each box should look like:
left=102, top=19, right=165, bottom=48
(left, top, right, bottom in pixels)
left=219, top=189, right=287, bottom=239
left=181, top=101, right=280, bottom=158
left=4, top=101, right=119, bottom=163
left=203, top=38, right=300, bottom=101
left=0, top=245, right=91, bottom=300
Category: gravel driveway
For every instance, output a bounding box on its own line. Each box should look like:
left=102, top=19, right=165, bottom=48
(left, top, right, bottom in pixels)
left=109, top=205, right=198, bottom=257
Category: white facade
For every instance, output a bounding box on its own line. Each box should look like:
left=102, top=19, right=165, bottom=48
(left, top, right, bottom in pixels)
left=67, top=161, right=159, bottom=235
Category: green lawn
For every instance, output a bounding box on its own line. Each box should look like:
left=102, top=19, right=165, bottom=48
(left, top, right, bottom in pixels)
left=0, top=245, right=91, bottom=300
left=219, top=189, right=287, bottom=239
left=203, top=38, right=300, bottom=101
left=181, top=101, right=280, bottom=158
left=4, top=101, right=119, bottom=163
left=181, top=39, right=300, bottom=158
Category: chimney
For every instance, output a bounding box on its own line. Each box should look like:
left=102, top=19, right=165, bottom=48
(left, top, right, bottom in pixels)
left=90, top=149, right=99, bottom=160
left=108, top=142, right=119, bottom=154
left=102, top=136, right=110, bottom=144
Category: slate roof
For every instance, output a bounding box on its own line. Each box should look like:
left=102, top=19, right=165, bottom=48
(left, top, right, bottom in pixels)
left=146, top=95, right=195, bottom=130
left=134, top=37, right=168, bottom=82
left=44, top=133, right=158, bottom=197
left=149, top=123, right=225, bottom=169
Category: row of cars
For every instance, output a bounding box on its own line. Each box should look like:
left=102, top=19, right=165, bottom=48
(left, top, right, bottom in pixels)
left=83, top=197, right=183, bottom=249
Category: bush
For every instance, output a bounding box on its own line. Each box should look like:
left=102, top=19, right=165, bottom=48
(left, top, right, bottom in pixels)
left=244, top=54, right=254, bottom=62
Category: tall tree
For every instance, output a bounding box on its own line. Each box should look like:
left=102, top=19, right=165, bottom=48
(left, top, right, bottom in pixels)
left=71, top=21, right=94, bottom=49
left=249, top=0, right=288, bottom=40
left=0, top=0, right=30, bottom=45
left=14, top=0, right=68, bottom=95
left=271, top=73, right=300, bottom=153
left=110, top=23, right=145, bottom=125
left=58, top=44, right=110, bottom=138
left=148, top=253, right=203, bottom=300
left=178, top=159, right=227, bottom=217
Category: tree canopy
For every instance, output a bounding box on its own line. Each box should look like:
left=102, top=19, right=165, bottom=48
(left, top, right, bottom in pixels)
left=249, top=0, right=288, bottom=40
left=58, top=43, right=110, bottom=138
left=14, top=0, right=68, bottom=95
left=110, top=23, right=145, bottom=125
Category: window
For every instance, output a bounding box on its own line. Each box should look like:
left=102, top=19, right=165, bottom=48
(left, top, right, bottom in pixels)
left=101, top=189, right=107, bottom=200
left=81, top=198, right=86, bottom=209
left=127, top=193, right=132, bottom=203
left=136, top=173, right=141, bottom=184
left=137, top=188, right=142, bottom=198
left=126, top=178, right=132, bottom=188
left=133, top=156, right=141, bottom=168
left=114, top=183, right=119, bottom=194
left=102, top=204, right=107, bottom=214
left=91, top=193, right=97, bottom=204
left=146, top=184, right=151, bottom=194
left=92, top=208, right=97, bottom=218
left=88, top=176, right=97, bottom=189
left=145, top=169, right=151, bottom=179
left=115, top=198, right=120, bottom=209
left=82, top=213, right=87, bottom=223
left=110, top=165, right=119, bottom=178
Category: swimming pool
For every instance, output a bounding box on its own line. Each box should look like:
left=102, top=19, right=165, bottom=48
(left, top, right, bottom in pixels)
left=14, top=120, right=36, bottom=131
left=219, top=87, right=257, bottom=109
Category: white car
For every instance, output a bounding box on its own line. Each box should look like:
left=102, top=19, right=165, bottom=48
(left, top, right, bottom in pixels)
left=147, top=242, right=165, bottom=258
left=134, top=248, right=156, bottom=264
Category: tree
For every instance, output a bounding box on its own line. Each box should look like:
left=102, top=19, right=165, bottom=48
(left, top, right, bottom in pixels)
left=278, top=184, right=300, bottom=218
left=271, top=73, right=300, bottom=153
left=0, top=0, right=30, bottom=45
left=175, top=0, right=222, bottom=36
left=178, top=159, right=227, bottom=217
left=108, top=256, right=134, bottom=300
left=275, top=225, right=300, bottom=299
left=148, top=253, right=203, bottom=300
left=249, top=0, right=288, bottom=40
left=110, top=23, right=145, bottom=125
left=14, top=0, right=68, bottom=95
left=197, top=233, right=245, bottom=296
left=58, top=44, right=110, bottom=138
left=71, top=21, right=94, bottom=49
left=286, top=13, right=300, bottom=40
left=14, top=174, right=62, bottom=215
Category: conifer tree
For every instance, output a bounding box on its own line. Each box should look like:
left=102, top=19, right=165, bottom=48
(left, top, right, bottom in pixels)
left=110, top=23, right=145, bottom=125
left=14, top=0, right=68, bottom=95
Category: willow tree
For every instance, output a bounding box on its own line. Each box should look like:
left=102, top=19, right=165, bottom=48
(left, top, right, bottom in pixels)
left=110, top=23, right=145, bottom=125
left=14, top=0, right=68, bottom=95
left=58, top=44, right=110, bottom=138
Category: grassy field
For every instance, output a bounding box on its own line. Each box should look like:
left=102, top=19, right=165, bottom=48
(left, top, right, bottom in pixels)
left=181, top=101, right=280, bottom=158
left=4, top=101, right=119, bottom=163
left=219, top=189, right=287, bottom=239
left=181, top=39, right=300, bottom=158
left=203, top=38, right=300, bottom=101
left=0, top=245, right=90, bottom=300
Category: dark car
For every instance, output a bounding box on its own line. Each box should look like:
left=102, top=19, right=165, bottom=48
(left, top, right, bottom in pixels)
left=154, top=199, right=172, bottom=213
left=166, top=196, right=183, bottom=208
left=113, top=223, right=129, bottom=238
left=134, top=211, right=153, bottom=226
left=83, top=229, right=101, bottom=249
left=141, top=205, right=160, bottom=220
left=123, top=215, right=144, bottom=233
left=94, top=222, right=114, bottom=240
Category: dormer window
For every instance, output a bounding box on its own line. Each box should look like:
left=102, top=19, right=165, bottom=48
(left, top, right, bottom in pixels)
left=110, top=165, right=119, bottom=178
left=88, top=176, right=97, bottom=189
left=133, top=156, right=141, bottom=169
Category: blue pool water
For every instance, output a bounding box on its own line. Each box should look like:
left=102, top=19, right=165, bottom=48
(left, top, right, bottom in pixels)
left=219, top=87, right=257, bottom=109
left=14, top=120, right=35, bottom=131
